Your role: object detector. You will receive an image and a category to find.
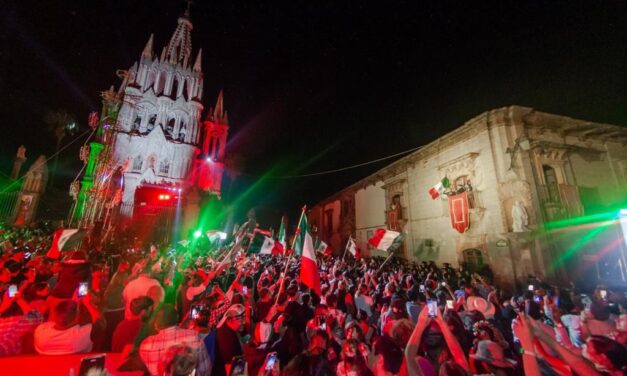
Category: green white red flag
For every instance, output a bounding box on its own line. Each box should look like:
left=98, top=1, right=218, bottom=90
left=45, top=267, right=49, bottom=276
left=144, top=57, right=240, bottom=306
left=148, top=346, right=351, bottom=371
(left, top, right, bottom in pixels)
left=294, top=214, right=321, bottom=296
left=428, top=176, right=451, bottom=199
left=347, top=237, right=360, bottom=259
left=368, top=228, right=401, bottom=252
left=278, top=215, right=287, bottom=250
left=46, top=229, right=88, bottom=259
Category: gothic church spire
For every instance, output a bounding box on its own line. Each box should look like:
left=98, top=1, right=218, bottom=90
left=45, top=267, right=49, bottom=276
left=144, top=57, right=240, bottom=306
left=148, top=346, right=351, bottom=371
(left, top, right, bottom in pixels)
left=163, top=6, right=193, bottom=65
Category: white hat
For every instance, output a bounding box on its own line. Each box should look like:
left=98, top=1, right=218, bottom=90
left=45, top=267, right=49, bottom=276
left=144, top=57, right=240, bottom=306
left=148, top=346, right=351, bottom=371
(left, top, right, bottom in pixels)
left=466, top=296, right=495, bottom=317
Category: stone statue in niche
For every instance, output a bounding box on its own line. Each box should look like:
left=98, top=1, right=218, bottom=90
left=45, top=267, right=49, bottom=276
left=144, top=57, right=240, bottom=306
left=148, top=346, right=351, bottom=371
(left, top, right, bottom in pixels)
left=512, top=200, right=529, bottom=232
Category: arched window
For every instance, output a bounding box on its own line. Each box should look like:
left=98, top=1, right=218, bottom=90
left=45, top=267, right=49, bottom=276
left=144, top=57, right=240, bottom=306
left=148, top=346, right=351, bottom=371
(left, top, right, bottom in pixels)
left=132, top=155, right=143, bottom=172
left=157, top=73, right=166, bottom=95
left=146, top=115, right=157, bottom=133
left=159, top=160, right=170, bottom=175
left=543, top=165, right=560, bottom=203
left=182, top=79, right=189, bottom=100
left=454, top=175, right=476, bottom=208
left=463, top=248, right=484, bottom=273
left=166, top=118, right=175, bottom=138
left=177, top=121, right=187, bottom=142
left=170, top=77, right=179, bottom=100
left=132, top=115, right=142, bottom=131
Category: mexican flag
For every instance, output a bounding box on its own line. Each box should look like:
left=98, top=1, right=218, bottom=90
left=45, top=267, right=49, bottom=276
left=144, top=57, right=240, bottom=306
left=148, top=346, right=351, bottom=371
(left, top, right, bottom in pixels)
left=368, top=228, right=401, bottom=252
left=315, top=239, right=330, bottom=256
left=249, top=231, right=283, bottom=255
left=294, top=214, right=321, bottom=296
left=347, top=237, right=360, bottom=259
left=428, top=176, right=451, bottom=199
left=46, top=229, right=88, bottom=259
left=277, top=215, right=287, bottom=250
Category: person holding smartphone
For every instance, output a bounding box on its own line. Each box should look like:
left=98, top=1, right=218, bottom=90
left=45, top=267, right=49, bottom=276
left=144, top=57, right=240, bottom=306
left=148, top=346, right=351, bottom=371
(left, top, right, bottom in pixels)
left=34, top=287, right=103, bottom=355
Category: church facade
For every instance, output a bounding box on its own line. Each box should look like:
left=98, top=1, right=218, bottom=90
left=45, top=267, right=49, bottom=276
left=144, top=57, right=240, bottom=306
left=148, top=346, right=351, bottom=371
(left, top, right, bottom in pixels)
left=70, top=9, right=229, bottom=240
left=309, top=106, right=627, bottom=288
left=111, top=10, right=228, bottom=217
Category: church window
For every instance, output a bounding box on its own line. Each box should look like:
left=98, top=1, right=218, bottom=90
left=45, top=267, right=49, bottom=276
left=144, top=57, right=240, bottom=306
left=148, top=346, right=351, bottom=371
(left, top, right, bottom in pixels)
left=132, top=115, right=142, bottom=131
left=147, top=115, right=157, bottom=132
left=159, top=160, right=170, bottom=175
left=182, top=79, right=189, bottom=100
left=177, top=122, right=187, bottom=142
left=453, top=175, right=476, bottom=208
left=542, top=165, right=560, bottom=203
left=157, top=74, right=166, bottom=95
left=132, top=156, right=143, bottom=172
left=166, top=118, right=175, bottom=137
left=170, top=77, right=179, bottom=100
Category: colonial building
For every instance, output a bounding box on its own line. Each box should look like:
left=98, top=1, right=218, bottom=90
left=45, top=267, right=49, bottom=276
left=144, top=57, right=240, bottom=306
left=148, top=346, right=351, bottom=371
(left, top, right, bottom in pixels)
left=309, top=106, right=627, bottom=288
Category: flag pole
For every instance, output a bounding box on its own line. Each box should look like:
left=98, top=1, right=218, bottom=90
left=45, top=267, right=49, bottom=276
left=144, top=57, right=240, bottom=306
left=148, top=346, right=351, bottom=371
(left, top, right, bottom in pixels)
left=377, top=250, right=395, bottom=271
left=275, top=205, right=306, bottom=305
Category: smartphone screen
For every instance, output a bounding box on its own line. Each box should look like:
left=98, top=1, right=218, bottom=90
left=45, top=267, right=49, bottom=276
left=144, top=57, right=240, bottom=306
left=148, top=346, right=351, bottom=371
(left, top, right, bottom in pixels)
left=600, top=290, right=608, bottom=299
left=264, top=352, right=278, bottom=370
left=191, top=305, right=203, bottom=320
left=419, top=284, right=425, bottom=293
left=446, top=299, right=454, bottom=309
left=427, top=300, right=438, bottom=317
left=8, top=284, right=17, bottom=298
left=230, top=356, right=247, bottom=376
left=78, top=282, right=89, bottom=297
left=528, top=284, right=534, bottom=291
left=242, top=286, right=248, bottom=295
left=441, top=282, right=447, bottom=286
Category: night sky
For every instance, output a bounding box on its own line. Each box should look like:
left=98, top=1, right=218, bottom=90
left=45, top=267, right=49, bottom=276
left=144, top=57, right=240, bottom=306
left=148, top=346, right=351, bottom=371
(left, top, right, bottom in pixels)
left=2, top=0, right=627, bottom=223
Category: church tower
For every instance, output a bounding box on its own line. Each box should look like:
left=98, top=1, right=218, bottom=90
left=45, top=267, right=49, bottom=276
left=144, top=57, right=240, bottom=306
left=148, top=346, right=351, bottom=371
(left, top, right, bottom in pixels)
left=109, top=8, right=225, bottom=218
left=194, top=90, right=229, bottom=195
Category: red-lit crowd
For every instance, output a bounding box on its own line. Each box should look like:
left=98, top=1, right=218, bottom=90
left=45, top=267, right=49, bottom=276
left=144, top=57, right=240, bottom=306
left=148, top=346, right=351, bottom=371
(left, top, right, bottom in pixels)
left=0, top=225, right=626, bottom=376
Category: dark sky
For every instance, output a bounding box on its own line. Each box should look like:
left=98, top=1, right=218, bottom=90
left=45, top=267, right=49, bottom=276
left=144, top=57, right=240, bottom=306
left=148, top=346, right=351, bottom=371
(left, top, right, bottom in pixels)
left=2, top=0, right=627, bottom=222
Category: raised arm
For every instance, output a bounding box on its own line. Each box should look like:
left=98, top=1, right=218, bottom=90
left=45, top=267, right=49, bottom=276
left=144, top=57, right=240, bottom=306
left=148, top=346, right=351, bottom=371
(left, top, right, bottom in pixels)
left=434, top=309, right=470, bottom=372
left=512, top=314, right=542, bottom=376
left=529, top=318, right=600, bottom=376
left=404, top=306, right=430, bottom=376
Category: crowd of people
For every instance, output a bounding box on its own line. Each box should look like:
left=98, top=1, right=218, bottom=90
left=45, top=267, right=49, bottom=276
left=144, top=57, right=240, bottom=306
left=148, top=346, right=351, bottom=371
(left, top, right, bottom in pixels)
left=0, top=223, right=625, bottom=376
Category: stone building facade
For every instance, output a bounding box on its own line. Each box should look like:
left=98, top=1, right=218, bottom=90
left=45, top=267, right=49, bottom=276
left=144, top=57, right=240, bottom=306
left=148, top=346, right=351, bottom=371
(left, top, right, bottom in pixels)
left=309, top=106, right=627, bottom=287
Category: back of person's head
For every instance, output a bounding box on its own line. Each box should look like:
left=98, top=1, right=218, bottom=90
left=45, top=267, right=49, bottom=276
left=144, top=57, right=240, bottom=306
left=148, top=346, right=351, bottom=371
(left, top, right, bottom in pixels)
left=54, top=300, right=78, bottom=329
left=302, top=293, right=311, bottom=306
left=155, top=304, right=179, bottom=330
left=391, top=318, right=414, bottom=348
left=286, top=284, right=298, bottom=298
left=374, top=335, right=403, bottom=374
left=130, top=296, right=154, bottom=316
left=556, top=292, right=575, bottom=313
left=590, top=302, right=611, bottom=321
left=160, top=344, right=198, bottom=376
